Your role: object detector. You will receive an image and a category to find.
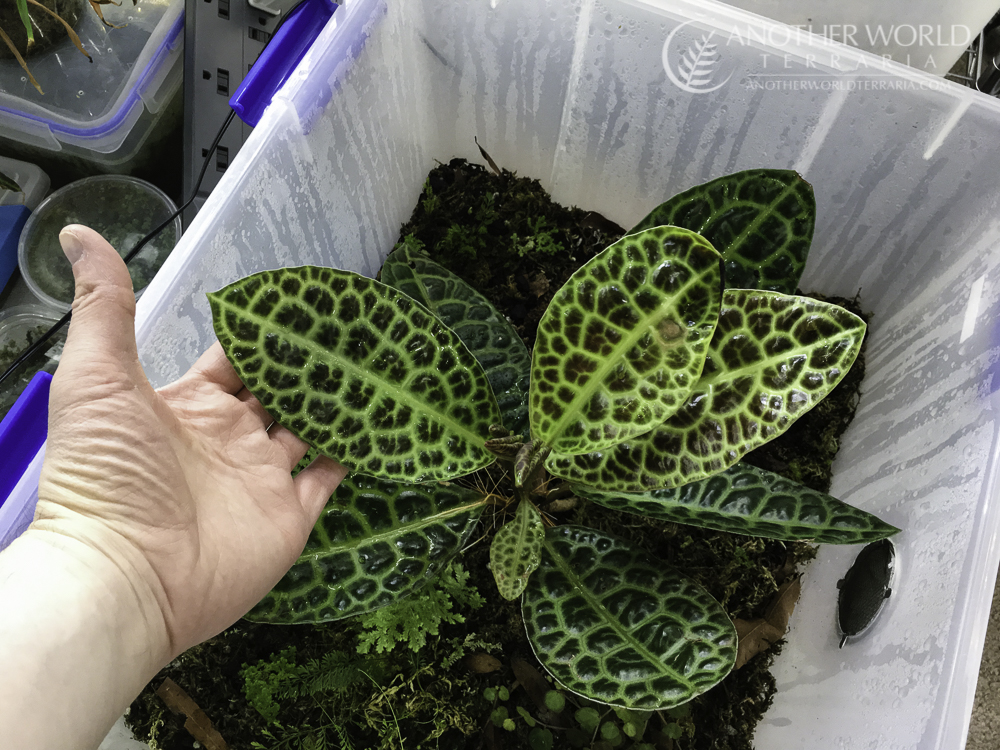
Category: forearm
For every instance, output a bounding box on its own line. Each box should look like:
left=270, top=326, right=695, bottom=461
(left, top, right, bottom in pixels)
left=0, top=529, right=170, bottom=750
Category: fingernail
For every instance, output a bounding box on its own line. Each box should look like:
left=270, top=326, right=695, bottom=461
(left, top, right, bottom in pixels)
left=59, top=226, right=85, bottom=266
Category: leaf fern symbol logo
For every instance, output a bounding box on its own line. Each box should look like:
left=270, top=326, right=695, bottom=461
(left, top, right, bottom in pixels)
left=663, top=22, right=733, bottom=94
left=679, top=36, right=720, bottom=88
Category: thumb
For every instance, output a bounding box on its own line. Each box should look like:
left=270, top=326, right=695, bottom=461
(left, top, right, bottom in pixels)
left=56, top=225, right=141, bottom=380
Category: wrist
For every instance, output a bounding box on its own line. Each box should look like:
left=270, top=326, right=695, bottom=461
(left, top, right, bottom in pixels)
left=0, top=528, right=172, bottom=749
left=14, top=525, right=172, bottom=664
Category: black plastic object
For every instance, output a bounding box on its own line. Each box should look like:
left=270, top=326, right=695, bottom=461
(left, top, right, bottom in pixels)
left=837, top=538, right=895, bottom=647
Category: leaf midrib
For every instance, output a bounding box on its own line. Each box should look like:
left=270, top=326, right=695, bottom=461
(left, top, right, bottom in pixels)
left=541, top=539, right=701, bottom=691
left=695, top=327, right=859, bottom=391
left=311, top=497, right=488, bottom=557
left=543, top=262, right=719, bottom=447
left=214, top=294, right=489, bottom=448
left=695, top=182, right=800, bottom=261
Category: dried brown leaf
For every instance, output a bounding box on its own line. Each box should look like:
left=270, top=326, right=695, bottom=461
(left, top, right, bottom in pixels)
left=543, top=496, right=578, bottom=514
left=528, top=272, right=550, bottom=298
left=733, top=577, right=801, bottom=669
left=475, top=136, right=501, bottom=175
left=156, top=677, right=229, bottom=750
left=0, top=26, right=41, bottom=93
left=511, top=657, right=567, bottom=728
left=511, top=656, right=550, bottom=711
left=88, top=0, right=124, bottom=29
left=463, top=652, right=503, bottom=673
left=26, top=0, right=92, bottom=60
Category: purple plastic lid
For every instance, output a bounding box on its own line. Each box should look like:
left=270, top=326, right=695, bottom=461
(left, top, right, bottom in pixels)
left=0, top=371, right=50, bottom=546
left=229, top=0, right=338, bottom=127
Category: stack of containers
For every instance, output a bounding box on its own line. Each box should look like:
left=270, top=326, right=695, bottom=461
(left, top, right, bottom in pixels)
left=10, top=0, right=1000, bottom=747
left=0, top=0, right=183, bottom=181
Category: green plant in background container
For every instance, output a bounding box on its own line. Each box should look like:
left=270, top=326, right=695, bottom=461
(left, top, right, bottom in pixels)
left=208, top=169, right=899, bottom=712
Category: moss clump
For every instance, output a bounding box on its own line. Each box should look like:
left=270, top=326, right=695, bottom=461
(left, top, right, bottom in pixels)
left=127, top=158, right=867, bottom=750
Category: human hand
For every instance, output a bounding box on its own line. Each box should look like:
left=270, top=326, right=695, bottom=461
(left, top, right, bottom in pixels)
left=31, top=224, right=347, bottom=658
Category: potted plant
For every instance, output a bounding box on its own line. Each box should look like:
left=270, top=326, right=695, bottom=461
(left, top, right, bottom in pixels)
left=120, top=167, right=896, bottom=749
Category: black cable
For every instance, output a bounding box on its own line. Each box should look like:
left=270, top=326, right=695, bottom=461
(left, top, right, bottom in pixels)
left=0, top=108, right=238, bottom=390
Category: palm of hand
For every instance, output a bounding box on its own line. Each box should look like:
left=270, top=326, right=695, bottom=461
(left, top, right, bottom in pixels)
left=32, top=227, right=345, bottom=658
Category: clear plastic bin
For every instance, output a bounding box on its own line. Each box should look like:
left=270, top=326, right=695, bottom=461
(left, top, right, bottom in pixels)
left=16, top=0, right=1000, bottom=747
left=0, top=0, right=183, bottom=178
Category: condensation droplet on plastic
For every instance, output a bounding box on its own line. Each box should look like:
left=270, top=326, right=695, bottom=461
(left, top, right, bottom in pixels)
left=489, top=0, right=498, bottom=9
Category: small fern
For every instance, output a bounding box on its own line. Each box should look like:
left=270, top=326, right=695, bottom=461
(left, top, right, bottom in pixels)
left=289, top=651, right=386, bottom=698
left=356, top=562, right=485, bottom=655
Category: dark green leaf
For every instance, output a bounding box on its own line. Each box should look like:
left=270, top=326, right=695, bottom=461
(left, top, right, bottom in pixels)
left=544, top=690, right=565, bottom=713
left=382, top=241, right=532, bottom=437
left=547, top=290, right=866, bottom=490
left=523, top=526, right=736, bottom=709
left=529, top=727, right=554, bottom=750
left=629, top=170, right=815, bottom=294
left=246, top=474, right=487, bottom=624
left=209, top=267, right=501, bottom=483
left=575, top=708, right=601, bottom=734
left=530, top=226, right=721, bottom=453
left=575, top=463, right=899, bottom=544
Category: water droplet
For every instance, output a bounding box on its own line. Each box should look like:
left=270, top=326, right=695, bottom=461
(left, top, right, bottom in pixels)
left=77, top=90, right=85, bottom=97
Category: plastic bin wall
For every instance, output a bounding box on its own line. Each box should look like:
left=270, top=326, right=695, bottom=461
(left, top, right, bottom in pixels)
left=129, top=0, right=1000, bottom=747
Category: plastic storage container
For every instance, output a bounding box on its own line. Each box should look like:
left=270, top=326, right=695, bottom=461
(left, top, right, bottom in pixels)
left=0, top=305, right=65, bottom=421
left=12, top=0, right=1000, bottom=747
left=0, top=0, right=183, bottom=180
left=0, top=156, right=50, bottom=210
left=17, top=175, right=181, bottom=311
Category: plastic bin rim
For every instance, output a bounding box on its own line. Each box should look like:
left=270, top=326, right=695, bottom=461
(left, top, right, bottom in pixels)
left=0, top=9, right=183, bottom=142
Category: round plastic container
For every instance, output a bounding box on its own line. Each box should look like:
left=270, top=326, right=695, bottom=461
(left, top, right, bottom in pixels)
left=17, top=175, right=181, bottom=311
left=0, top=305, right=65, bottom=421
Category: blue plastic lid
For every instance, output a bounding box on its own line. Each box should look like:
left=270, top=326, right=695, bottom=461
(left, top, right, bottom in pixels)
left=230, top=0, right=338, bottom=127
left=0, top=371, right=50, bottom=547
left=0, top=205, right=30, bottom=294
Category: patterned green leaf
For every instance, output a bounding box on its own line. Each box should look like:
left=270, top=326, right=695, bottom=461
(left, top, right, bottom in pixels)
left=247, top=474, right=488, bottom=624
left=530, top=226, right=722, bottom=454
left=629, top=170, right=815, bottom=294
left=575, top=463, right=899, bottom=544
left=547, top=290, right=866, bottom=491
left=209, top=267, right=501, bottom=483
left=381, top=241, right=531, bottom=437
left=490, top=498, right=545, bottom=600
left=523, top=526, right=736, bottom=709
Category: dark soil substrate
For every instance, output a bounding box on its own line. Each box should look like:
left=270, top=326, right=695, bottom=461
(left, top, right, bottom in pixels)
left=126, top=158, right=868, bottom=750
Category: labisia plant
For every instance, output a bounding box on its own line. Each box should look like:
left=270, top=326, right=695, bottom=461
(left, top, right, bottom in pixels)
left=209, top=168, right=899, bottom=711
